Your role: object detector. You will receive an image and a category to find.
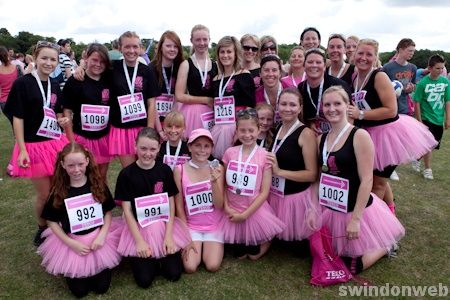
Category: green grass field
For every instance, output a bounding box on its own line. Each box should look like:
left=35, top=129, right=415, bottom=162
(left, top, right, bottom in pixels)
left=0, top=114, right=449, bottom=299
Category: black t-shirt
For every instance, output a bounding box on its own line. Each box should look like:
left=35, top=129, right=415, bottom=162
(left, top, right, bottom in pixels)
left=150, top=63, right=179, bottom=95
left=152, top=64, right=179, bottom=122
left=157, top=140, right=191, bottom=163
left=298, top=73, right=352, bottom=124
left=271, top=125, right=310, bottom=194
left=115, top=161, right=178, bottom=220
left=109, top=60, right=161, bottom=128
left=5, top=74, right=63, bottom=142
left=62, top=73, right=113, bottom=139
left=319, top=127, right=373, bottom=212
left=211, top=72, right=256, bottom=108
left=41, top=181, right=115, bottom=235
left=249, top=68, right=261, bottom=88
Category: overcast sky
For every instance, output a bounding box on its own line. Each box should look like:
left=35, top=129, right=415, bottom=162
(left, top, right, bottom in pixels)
left=1, top=0, right=449, bottom=52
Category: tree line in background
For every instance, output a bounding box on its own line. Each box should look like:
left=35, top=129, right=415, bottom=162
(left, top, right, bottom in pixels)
left=2, top=28, right=450, bottom=69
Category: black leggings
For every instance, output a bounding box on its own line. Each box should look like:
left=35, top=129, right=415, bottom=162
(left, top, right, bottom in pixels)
left=129, top=252, right=182, bottom=288
left=233, top=244, right=260, bottom=257
left=66, top=268, right=112, bottom=298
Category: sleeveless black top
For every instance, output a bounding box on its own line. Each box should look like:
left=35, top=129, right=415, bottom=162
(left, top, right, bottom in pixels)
left=319, top=127, right=373, bottom=212
left=351, top=68, right=399, bottom=127
left=272, top=125, right=310, bottom=194
left=186, top=58, right=218, bottom=97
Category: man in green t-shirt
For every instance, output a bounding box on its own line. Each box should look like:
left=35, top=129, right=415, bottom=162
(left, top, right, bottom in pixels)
left=413, top=54, right=450, bottom=179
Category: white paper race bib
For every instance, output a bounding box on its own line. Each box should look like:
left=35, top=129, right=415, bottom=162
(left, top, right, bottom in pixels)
left=226, top=160, right=258, bottom=196
left=37, top=107, right=62, bottom=139
left=81, top=104, right=109, bottom=131
left=64, top=193, right=104, bottom=234
left=163, top=155, right=190, bottom=167
left=135, top=192, right=170, bottom=228
left=118, top=92, right=147, bottom=123
left=352, top=91, right=371, bottom=111
left=214, top=96, right=235, bottom=124
left=319, top=173, right=349, bottom=213
left=270, top=175, right=286, bottom=196
left=156, top=94, right=174, bottom=117
left=185, top=180, right=214, bottom=216
left=201, top=111, right=215, bottom=130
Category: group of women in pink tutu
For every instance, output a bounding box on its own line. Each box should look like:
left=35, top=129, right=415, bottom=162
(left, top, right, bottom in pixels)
left=2, top=24, right=438, bottom=297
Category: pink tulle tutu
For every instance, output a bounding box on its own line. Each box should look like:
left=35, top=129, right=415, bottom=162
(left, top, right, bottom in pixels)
left=179, top=104, right=212, bottom=139
left=269, top=186, right=318, bottom=241
left=211, top=123, right=236, bottom=160
left=365, top=115, right=438, bottom=170
left=38, top=217, right=123, bottom=278
left=321, top=194, right=405, bottom=257
left=117, top=217, right=191, bottom=259
left=9, top=136, right=69, bottom=178
left=108, top=125, right=143, bottom=156
left=220, top=200, right=285, bottom=246
left=74, top=133, right=111, bottom=164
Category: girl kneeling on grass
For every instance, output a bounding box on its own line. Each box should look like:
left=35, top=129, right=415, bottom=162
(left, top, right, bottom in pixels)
left=115, top=127, right=191, bottom=288
left=220, top=108, right=285, bottom=260
left=174, top=128, right=225, bottom=272
left=316, top=86, right=405, bottom=274
left=38, top=142, right=121, bottom=298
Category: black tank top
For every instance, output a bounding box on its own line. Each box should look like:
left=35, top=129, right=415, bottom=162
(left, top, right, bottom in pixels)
left=351, top=68, right=399, bottom=127
left=319, top=127, right=373, bottom=212
left=187, top=58, right=217, bottom=97
left=273, top=125, right=310, bottom=194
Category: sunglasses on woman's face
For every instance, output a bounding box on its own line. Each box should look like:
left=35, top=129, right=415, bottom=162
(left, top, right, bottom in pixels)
left=243, top=45, right=259, bottom=52
left=261, top=45, right=276, bottom=52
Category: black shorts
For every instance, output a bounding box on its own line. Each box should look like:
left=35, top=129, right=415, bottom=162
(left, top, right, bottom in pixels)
left=422, top=119, right=443, bottom=150
left=374, top=165, right=397, bottom=178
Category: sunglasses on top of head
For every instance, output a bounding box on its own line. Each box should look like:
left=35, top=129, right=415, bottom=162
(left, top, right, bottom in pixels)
left=36, top=41, right=60, bottom=50
left=237, top=108, right=258, bottom=118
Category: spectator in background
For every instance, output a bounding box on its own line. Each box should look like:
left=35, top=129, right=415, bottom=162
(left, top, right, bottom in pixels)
left=139, top=44, right=150, bottom=65
left=382, top=38, right=417, bottom=116
left=12, top=53, right=25, bottom=74
left=0, top=46, right=21, bottom=115
left=69, top=50, right=78, bottom=70
left=8, top=49, right=14, bottom=61
left=108, top=39, right=122, bottom=61
left=57, top=39, right=73, bottom=89
left=24, top=54, right=35, bottom=74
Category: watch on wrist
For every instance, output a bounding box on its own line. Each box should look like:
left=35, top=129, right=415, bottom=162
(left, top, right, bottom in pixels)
left=358, top=110, right=365, bottom=120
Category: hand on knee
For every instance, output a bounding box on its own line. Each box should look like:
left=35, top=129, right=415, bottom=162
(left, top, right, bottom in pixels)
left=183, top=263, right=198, bottom=274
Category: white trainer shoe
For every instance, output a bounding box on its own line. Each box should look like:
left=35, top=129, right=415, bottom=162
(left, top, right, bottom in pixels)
left=390, top=170, right=399, bottom=181
left=412, top=160, right=421, bottom=172
left=423, top=168, right=434, bottom=180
